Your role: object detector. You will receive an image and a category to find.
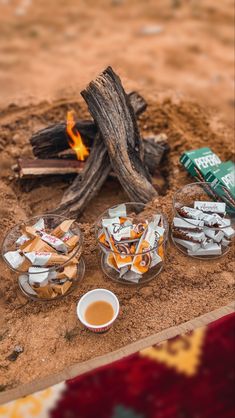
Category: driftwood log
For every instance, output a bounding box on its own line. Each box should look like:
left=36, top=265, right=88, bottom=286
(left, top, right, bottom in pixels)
left=81, top=66, right=157, bottom=203
left=30, top=91, right=147, bottom=159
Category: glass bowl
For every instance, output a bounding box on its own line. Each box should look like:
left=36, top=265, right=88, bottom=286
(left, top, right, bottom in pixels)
left=172, top=182, right=235, bottom=259
left=1, top=214, right=85, bottom=301
left=95, top=202, right=168, bottom=285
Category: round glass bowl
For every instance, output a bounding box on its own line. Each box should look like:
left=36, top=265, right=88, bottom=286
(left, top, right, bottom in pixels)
left=172, top=182, right=235, bottom=259
left=95, top=202, right=169, bottom=285
left=1, top=214, right=85, bottom=301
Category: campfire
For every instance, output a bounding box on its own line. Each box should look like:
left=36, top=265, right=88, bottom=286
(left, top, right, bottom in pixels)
left=66, top=110, right=90, bottom=161
left=16, top=67, right=169, bottom=218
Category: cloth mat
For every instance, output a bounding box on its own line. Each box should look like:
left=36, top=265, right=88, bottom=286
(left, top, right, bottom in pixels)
left=0, top=312, right=234, bottom=418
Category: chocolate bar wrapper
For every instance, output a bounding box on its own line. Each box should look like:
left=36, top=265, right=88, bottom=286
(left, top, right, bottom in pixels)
left=172, top=229, right=205, bottom=243
left=108, top=204, right=127, bottom=218
left=150, top=252, right=162, bottom=268
left=61, top=230, right=74, bottom=242
left=188, top=243, right=222, bottom=256
left=52, top=219, right=75, bottom=238
left=22, top=236, right=57, bottom=253
left=119, top=265, right=130, bottom=278
left=174, top=238, right=201, bottom=252
left=122, top=270, right=141, bottom=283
left=38, top=231, right=68, bottom=253
left=173, top=217, right=204, bottom=230
left=57, top=263, right=78, bottom=280
left=4, top=250, right=31, bottom=272
left=105, top=230, right=132, bottom=268
left=194, top=201, right=226, bottom=214
left=28, top=266, right=50, bottom=287
left=64, top=235, right=79, bottom=251
left=32, top=285, right=57, bottom=299
left=131, top=223, right=156, bottom=274
left=25, top=251, right=71, bottom=266
left=19, top=274, right=38, bottom=296
left=178, top=206, right=204, bottom=220
left=105, top=253, right=119, bottom=272
left=98, top=229, right=111, bottom=253
left=16, top=218, right=45, bottom=247
left=102, top=217, right=120, bottom=228
left=51, top=280, right=72, bottom=295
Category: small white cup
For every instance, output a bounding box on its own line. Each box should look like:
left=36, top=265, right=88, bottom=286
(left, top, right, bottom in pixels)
left=77, top=289, right=120, bottom=333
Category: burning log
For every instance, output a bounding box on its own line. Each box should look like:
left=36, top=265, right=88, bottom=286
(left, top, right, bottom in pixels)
left=30, top=91, right=147, bottom=159
left=16, top=158, right=85, bottom=178
left=81, top=66, right=157, bottom=203
left=55, top=135, right=111, bottom=217
left=54, top=68, right=164, bottom=218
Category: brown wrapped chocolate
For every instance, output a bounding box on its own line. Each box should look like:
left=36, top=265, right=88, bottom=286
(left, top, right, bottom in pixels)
left=64, top=235, right=79, bottom=251
left=22, top=236, right=57, bottom=253
left=57, top=263, right=77, bottom=280
left=52, top=219, right=75, bottom=238
left=51, top=280, right=72, bottom=295
left=32, top=284, right=57, bottom=299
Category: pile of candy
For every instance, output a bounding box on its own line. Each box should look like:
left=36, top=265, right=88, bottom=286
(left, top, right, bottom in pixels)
left=98, top=204, right=166, bottom=283
left=172, top=201, right=234, bottom=256
left=3, top=218, right=81, bottom=299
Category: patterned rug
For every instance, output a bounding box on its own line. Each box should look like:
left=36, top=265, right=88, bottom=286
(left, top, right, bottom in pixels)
left=0, top=312, right=234, bottom=418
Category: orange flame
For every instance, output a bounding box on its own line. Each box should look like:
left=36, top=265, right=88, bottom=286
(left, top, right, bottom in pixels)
left=66, top=110, right=89, bottom=161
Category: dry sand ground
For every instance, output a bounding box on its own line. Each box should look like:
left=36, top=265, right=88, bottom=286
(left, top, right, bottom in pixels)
left=0, top=0, right=234, bottom=392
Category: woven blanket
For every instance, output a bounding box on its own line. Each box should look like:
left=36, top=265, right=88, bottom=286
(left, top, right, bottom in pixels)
left=0, top=311, right=234, bottom=418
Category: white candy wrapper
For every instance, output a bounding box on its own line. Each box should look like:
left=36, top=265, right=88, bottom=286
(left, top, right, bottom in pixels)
left=221, top=238, right=230, bottom=247
left=203, top=214, right=223, bottom=227
left=174, top=238, right=201, bottom=252
left=180, top=207, right=204, bottom=220
left=111, top=224, right=132, bottom=242
left=131, top=223, right=157, bottom=274
left=201, top=239, right=213, bottom=249
left=16, top=218, right=45, bottom=247
left=122, top=270, right=141, bottom=283
left=204, top=228, right=216, bottom=239
left=38, top=232, right=67, bottom=253
left=4, top=251, right=25, bottom=269
left=150, top=252, right=162, bottom=268
left=223, top=226, right=235, bottom=239
left=4, top=250, right=30, bottom=271
left=102, top=217, right=120, bottom=228
left=61, top=230, right=74, bottom=242
left=19, top=274, right=38, bottom=296
left=28, top=267, right=50, bottom=287
left=188, top=243, right=222, bottom=256
left=119, top=265, right=130, bottom=278
left=213, top=231, right=224, bottom=243
left=185, top=231, right=206, bottom=242
left=108, top=204, right=127, bottom=218
left=173, top=218, right=204, bottom=229
left=25, top=251, right=70, bottom=266
left=194, top=201, right=226, bottom=214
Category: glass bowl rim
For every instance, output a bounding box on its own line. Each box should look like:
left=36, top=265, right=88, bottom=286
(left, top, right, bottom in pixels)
left=94, top=201, right=169, bottom=255
left=172, top=181, right=235, bottom=230
left=1, top=213, right=83, bottom=274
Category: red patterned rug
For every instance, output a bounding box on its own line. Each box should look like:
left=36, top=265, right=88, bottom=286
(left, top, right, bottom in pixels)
left=1, top=312, right=234, bottom=418
left=52, top=312, right=235, bottom=418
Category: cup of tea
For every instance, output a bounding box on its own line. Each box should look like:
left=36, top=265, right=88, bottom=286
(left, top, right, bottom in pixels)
left=77, top=289, right=120, bottom=333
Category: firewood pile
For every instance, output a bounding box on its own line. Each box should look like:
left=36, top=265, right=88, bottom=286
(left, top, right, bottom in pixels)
left=16, top=67, right=169, bottom=218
